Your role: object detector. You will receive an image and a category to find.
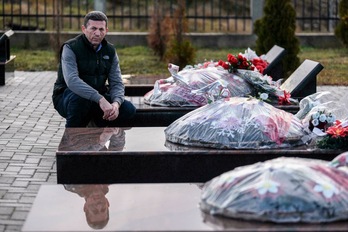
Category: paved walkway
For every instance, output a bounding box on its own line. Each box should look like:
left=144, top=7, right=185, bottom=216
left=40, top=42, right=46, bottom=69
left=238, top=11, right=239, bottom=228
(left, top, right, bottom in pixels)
left=0, top=71, right=347, bottom=232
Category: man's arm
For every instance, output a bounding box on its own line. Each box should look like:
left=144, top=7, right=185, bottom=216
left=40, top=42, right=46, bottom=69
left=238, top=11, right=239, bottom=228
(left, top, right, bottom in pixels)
left=107, top=52, right=125, bottom=106
left=61, top=44, right=103, bottom=103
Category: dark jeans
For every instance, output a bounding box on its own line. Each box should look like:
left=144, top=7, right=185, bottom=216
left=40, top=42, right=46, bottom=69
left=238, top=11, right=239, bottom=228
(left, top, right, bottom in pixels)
left=54, top=88, right=136, bottom=127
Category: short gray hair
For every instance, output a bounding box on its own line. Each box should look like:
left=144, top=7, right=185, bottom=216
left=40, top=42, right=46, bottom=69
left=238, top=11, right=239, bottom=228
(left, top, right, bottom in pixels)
left=84, top=11, right=108, bottom=27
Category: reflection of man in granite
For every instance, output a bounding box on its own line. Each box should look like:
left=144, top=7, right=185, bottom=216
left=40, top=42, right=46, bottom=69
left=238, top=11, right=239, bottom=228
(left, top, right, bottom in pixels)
left=97, top=127, right=125, bottom=151
left=59, top=127, right=126, bottom=151
left=64, top=185, right=110, bottom=230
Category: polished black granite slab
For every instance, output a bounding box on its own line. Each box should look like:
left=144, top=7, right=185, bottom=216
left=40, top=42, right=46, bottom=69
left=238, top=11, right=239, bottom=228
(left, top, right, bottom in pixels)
left=56, top=127, right=342, bottom=184
left=22, top=184, right=348, bottom=232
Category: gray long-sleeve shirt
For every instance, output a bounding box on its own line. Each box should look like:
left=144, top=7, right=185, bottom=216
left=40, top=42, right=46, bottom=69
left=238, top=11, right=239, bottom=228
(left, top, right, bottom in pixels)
left=61, top=44, right=125, bottom=106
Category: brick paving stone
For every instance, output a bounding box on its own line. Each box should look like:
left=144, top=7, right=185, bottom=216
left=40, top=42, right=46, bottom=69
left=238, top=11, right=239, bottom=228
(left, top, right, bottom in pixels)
left=11, top=210, right=28, bottom=220
left=18, top=169, right=35, bottom=176
left=0, top=207, right=14, bottom=215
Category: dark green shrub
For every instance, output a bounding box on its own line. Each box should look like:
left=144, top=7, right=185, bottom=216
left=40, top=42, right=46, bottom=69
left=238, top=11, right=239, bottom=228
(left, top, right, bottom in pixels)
left=164, top=0, right=196, bottom=69
left=254, top=0, right=300, bottom=79
left=335, top=0, right=348, bottom=48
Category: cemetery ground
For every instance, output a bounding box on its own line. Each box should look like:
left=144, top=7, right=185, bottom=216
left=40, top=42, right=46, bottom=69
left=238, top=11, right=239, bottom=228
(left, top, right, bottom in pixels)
left=0, top=45, right=348, bottom=231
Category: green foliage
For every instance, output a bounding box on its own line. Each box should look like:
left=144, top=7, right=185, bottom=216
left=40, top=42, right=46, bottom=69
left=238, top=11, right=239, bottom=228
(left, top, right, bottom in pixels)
left=335, top=0, right=348, bottom=48
left=317, top=136, right=348, bottom=150
left=147, top=0, right=196, bottom=69
left=12, top=48, right=57, bottom=71
left=254, top=0, right=300, bottom=79
left=164, top=39, right=196, bottom=69
left=164, top=0, right=196, bottom=69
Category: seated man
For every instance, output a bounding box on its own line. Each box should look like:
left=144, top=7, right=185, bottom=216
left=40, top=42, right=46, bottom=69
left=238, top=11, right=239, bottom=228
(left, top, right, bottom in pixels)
left=52, top=11, right=136, bottom=127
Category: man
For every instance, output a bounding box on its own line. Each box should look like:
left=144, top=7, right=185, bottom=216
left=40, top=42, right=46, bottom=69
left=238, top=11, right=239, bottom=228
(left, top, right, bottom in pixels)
left=52, top=11, right=136, bottom=127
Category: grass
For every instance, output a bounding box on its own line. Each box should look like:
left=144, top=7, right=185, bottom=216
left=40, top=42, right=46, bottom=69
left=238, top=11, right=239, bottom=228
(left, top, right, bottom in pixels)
left=11, top=46, right=348, bottom=85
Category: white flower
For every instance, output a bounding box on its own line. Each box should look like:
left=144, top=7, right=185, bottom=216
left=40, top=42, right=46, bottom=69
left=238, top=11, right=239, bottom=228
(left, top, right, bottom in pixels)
left=256, top=179, right=280, bottom=195
left=312, top=112, right=320, bottom=119
left=312, top=119, right=319, bottom=126
left=319, top=114, right=327, bottom=122
left=260, top=93, right=269, bottom=101
left=327, top=114, right=336, bottom=123
left=313, top=183, right=339, bottom=199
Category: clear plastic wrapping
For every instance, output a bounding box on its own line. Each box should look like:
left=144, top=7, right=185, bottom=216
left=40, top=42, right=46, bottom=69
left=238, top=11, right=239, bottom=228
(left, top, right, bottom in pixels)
left=164, top=97, right=307, bottom=149
left=144, top=64, right=254, bottom=106
left=200, top=152, right=348, bottom=223
left=296, top=91, right=348, bottom=123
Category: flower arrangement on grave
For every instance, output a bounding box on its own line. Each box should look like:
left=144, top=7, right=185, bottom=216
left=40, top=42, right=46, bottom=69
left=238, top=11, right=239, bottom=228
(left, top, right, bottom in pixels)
left=317, top=120, right=348, bottom=150
left=216, top=52, right=294, bottom=106
left=308, top=110, right=336, bottom=132
left=256, top=89, right=292, bottom=106
left=217, top=53, right=253, bottom=73
left=217, top=53, right=269, bottom=74
left=200, top=152, right=348, bottom=223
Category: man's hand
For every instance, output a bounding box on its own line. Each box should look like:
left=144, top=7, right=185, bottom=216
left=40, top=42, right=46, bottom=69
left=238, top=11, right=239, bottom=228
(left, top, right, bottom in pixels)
left=99, top=98, right=119, bottom=121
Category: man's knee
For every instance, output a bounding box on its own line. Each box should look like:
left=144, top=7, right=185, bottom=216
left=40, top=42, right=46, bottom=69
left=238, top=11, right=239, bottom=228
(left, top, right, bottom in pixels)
left=119, top=100, right=136, bottom=119
left=64, top=91, right=94, bottom=127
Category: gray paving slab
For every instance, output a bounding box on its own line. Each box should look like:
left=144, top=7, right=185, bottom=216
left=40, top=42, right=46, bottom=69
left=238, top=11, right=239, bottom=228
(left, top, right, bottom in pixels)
left=0, top=71, right=65, bottom=232
left=0, top=71, right=347, bottom=231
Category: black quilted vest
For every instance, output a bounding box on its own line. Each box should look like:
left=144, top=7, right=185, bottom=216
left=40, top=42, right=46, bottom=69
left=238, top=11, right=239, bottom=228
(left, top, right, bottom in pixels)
left=52, top=34, right=115, bottom=100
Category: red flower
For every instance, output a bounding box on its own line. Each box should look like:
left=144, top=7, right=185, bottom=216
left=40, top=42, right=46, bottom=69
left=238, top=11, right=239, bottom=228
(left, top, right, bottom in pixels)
left=237, top=53, right=245, bottom=61
left=326, top=121, right=348, bottom=138
left=278, top=90, right=291, bottom=105
left=217, top=60, right=230, bottom=70
left=240, top=60, right=249, bottom=69
left=256, top=65, right=265, bottom=74
left=326, top=125, right=347, bottom=138
left=227, top=54, right=238, bottom=66
left=252, top=58, right=269, bottom=74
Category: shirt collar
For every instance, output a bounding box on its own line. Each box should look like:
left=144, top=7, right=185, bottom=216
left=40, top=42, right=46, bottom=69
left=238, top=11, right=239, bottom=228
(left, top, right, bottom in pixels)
left=96, top=43, right=102, bottom=52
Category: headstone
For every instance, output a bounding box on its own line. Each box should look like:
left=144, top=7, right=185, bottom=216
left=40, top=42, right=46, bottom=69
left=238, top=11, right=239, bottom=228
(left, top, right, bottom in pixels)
left=263, top=45, right=286, bottom=80
left=281, top=59, right=324, bottom=99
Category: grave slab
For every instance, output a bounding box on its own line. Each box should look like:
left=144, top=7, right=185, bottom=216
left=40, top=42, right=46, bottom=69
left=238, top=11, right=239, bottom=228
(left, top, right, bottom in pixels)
left=56, top=127, right=342, bottom=184
left=22, top=184, right=348, bottom=232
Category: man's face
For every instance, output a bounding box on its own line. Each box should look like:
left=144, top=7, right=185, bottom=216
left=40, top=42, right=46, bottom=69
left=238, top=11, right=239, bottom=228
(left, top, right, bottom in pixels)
left=82, top=20, right=108, bottom=48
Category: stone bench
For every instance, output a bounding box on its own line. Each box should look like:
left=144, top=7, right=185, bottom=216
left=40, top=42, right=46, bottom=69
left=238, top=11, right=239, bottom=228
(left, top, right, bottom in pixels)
left=56, top=127, right=341, bottom=184
left=0, top=30, right=15, bottom=85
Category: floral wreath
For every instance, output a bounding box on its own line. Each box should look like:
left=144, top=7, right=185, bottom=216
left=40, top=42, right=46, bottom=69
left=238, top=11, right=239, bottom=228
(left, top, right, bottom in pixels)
left=216, top=52, right=293, bottom=105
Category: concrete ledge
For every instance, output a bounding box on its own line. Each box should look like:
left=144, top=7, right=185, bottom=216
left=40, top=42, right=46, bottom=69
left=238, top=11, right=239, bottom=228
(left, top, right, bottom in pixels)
left=5, top=31, right=343, bottom=49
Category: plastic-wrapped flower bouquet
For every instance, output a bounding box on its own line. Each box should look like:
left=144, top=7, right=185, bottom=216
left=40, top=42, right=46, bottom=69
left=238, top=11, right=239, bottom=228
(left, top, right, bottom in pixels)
left=308, top=110, right=336, bottom=132
left=317, top=120, right=348, bottom=150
